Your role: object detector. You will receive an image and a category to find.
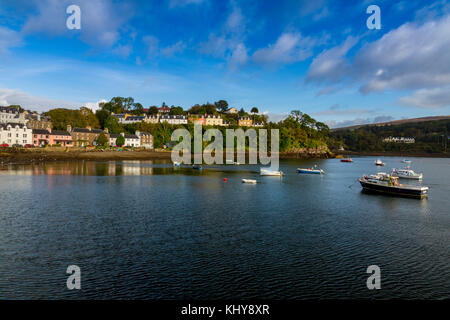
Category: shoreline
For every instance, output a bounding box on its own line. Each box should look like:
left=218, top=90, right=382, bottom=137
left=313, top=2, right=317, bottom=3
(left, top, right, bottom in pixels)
left=1, top=148, right=448, bottom=166
left=333, top=150, right=450, bottom=158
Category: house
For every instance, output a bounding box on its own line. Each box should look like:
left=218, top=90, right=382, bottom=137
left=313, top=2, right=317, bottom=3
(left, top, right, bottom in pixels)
left=26, top=114, right=52, bottom=130
left=238, top=117, right=253, bottom=127
left=121, top=115, right=145, bottom=124
left=253, top=122, right=264, bottom=127
left=109, top=132, right=141, bottom=147
left=188, top=114, right=206, bottom=125
left=49, top=130, right=72, bottom=147
left=70, top=126, right=109, bottom=147
left=160, top=114, right=188, bottom=125
left=136, top=131, right=153, bottom=149
left=0, top=123, right=33, bottom=146
left=0, top=106, right=27, bottom=125
left=158, top=106, right=171, bottom=113
left=205, top=114, right=223, bottom=126
left=226, top=107, right=238, bottom=114
left=32, top=129, right=50, bottom=146
left=144, top=114, right=159, bottom=124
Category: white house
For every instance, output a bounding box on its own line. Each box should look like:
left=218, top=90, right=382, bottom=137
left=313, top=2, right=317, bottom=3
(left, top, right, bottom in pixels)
left=160, top=114, right=188, bottom=125
left=0, top=106, right=27, bottom=125
left=0, top=123, right=33, bottom=146
left=110, top=133, right=141, bottom=147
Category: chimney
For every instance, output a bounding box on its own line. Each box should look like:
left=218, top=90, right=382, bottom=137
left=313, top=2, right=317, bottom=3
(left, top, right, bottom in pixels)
left=67, top=125, right=72, bottom=133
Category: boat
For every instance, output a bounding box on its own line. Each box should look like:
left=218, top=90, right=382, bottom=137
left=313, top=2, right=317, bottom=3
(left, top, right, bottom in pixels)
left=173, top=161, right=181, bottom=167
left=374, top=159, right=385, bottom=166
left=296, top=167, right=324, bottom=174
left=260, top=168, right=283, bottom=176
left=341, top=158, right=353, bottom=162
left=192, top=165, right=203, bottom=170
left=391, top=168, right=423, bottom=180
left=242, top=179, right=257, bottom=184
left=401, top=159, right=412, bottom=164
left=359, top=173, right=428, bottom=199
left=226, top=160, right=240, bottom=165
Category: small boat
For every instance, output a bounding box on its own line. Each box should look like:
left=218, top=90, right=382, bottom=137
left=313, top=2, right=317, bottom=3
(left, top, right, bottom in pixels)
left=297, top=168, right=324, bottom=174
left=226, top=160, right=240, bottom=165
left=260, top=168, right=283, bottom=176
left=192, top=165, right=203, bottom=170
left=401, top=159, right=412, bottom=164
left=359, top=173, right=428, bottom=199
left=374, top=159, right=385, bottom=166
left=392, top=168, right=423, bottom=180
left=341, top=158, right=353, bottom=162
left=242, top=179, right=257, bottom=184
left=173, top=161, right=181, bottom=167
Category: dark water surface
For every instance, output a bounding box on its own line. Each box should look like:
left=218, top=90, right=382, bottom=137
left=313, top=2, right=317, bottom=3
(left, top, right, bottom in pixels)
left=0, top=157, right=449, bottom=299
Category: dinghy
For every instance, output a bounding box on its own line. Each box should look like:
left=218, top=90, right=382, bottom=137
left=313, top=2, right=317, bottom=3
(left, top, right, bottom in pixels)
left=242, top=179, right=257, bottom=184
left=260, top=168, right=283, bottom=176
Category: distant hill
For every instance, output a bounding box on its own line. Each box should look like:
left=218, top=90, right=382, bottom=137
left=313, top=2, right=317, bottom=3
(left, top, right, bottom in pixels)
left=331, top=115, right=450, bottom=132
left=329, top=116, right=450, bottom=154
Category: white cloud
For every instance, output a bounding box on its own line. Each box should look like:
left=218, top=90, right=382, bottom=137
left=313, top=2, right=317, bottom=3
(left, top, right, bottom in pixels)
left=228, top=43, right=248, bottom=70
left=22, top=0, right=134, bottom=48
left=253, top=32, right=316, bottom=65
left=327, top=116, right=395, bottom=128
left=161, top=40, right=186, bottom=57
left=84, top=99, right=108, bottom=112
left=169, top=0, right=205, bottom=8
left=142, top=36, right=186, bottom=58
left=399, top=87, right=450, bottom=108
left=0, top=26, right=22, bottom=53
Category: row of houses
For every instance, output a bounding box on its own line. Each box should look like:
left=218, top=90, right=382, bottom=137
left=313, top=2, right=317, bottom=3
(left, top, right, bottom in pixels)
left=382, top=136, right=416, bottom=143
left=0, top=106, right=53, bottom=129
left=112, top=113, right=264, bottom=127
left=0, top=123, right=153, bottom=148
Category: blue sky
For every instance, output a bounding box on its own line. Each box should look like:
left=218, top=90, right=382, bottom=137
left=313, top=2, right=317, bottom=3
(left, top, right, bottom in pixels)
left=0, top=0, right=449, bottom=127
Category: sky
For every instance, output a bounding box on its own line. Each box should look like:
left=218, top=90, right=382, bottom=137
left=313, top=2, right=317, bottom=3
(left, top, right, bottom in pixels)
left=0, top=0, right=450, bottom=127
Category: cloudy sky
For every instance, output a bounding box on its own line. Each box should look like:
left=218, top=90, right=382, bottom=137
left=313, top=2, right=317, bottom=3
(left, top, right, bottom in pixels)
left=0, top=0, right=449, bottom=127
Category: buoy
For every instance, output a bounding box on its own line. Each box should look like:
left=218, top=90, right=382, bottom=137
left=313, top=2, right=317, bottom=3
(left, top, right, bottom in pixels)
left=223, top=178, right=227, bottom=182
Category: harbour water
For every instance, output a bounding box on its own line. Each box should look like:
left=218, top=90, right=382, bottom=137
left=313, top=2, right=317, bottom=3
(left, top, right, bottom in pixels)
left=0, top=157, right=449, bottom=299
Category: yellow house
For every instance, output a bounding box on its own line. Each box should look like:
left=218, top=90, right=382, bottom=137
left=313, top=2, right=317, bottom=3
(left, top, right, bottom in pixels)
left=238, top=117, right=253, bottom=127
left=205, top=114, right=223, bottom=126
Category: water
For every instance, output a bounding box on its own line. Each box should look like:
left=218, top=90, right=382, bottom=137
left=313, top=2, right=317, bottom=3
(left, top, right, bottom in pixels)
left=0, top=157, right=449, bottom=299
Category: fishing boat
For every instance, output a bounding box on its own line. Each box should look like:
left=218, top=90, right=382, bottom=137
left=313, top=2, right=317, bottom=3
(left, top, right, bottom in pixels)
left=260, top=168, right=283, bottom=176
left=374, top=159, right=385, bottom=166
left=192, top=165, right=203, bottom=170
left=391, top=168, right=423, bottom=180
left=296, top=167, right=324, bottom=174
left=242, top=179, right=257, bottom=184
left=359, top=173, right=428, bottom=199
left=341, top=158, right=353, bottom=162
left=401, top=159, right=412, bottom=164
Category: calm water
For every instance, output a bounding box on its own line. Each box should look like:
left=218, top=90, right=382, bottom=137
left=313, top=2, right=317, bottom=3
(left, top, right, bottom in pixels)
left=0, top=157, right=449, bottom=299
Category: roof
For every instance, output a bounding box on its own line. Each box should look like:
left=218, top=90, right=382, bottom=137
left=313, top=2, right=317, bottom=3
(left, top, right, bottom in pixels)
left=50, top=131, right=71, bottom=136
left=124, top=134, right=138, bottom=139
left=0, top=106, right=19, bottom=114
left=109, top=134, right=119, bottom=138
left=73, top=128, right=104, bottom=133
left=160, top=114, right=187, bottom=119
left=32, top=129, right=50, bottom=134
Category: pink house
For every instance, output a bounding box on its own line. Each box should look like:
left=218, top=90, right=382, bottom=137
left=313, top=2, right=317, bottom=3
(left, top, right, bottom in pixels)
left=32, top=128, right=72, bottom=147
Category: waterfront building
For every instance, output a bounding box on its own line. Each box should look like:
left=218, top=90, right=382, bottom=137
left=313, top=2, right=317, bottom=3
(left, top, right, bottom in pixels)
left=26, top=113, right=52, bottom=130
left=160, top=114, right=188, bottom=125
left=238, top=117, right=253, bottom=127
left=0, top=123, right=33, bottom=146
left=32, top=129, right=50, bottom=146
left=48, top=130, right=72, bottom=147
left=70, top=126, right=109, bottom=147
left=136, top=131, right=153, bottom=149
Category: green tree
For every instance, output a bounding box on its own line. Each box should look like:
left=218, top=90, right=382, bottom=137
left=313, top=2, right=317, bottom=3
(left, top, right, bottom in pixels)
left=96, top=132, right=108, bottom=146
left=251, top=107, right=259, bottom=114
left=116, top=134, right=125, bottom=147
left=104, top=116, right=123, bottom=134
left=96, top=109, right=110, bottom=128
left=215, top=100, right=229, bottom=113
left=148, top=106, right=159, bottom=115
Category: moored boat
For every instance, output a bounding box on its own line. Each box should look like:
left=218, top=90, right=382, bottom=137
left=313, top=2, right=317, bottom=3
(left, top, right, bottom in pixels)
left=359, top=173, right=428, bottom=199
left=391, top=168, right=423, bottom=180
left=192, top=165, right=203, bottom=170
left=341, top=158, right=353, bottom=162
left=374, top=159, right=385, bottom=166
left=260, top=168, right=283, bottom=176
left=173, top=161, right=181, bottom=167
left=297, top=168, right=324, bottom=174
left=401, top=159, right=412, bottom=164
left=242, top=179, right=257, bottom=184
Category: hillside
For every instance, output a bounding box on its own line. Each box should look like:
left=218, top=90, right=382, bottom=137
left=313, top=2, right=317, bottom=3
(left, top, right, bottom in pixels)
left=330, top=118, right=450, bottom=155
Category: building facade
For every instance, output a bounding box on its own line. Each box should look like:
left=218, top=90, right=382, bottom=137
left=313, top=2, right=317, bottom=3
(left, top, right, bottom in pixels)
left=136, top=131, right=153, bottom=149
left=0, top=123, right=33, bottom=146
left=144, top=114, right=159, bottom=124
left=238, top=117, right=253, bottom=127
left=205, top=114, right=223, bottom=126
left=70, top=126, right=109, bottom=147
left=383, top=136, right=415, bottom=143
left=160, top=114, right=188, bottom=125
left=0, top=106, right=27, bottom=125
left=49, top=130, right=72, bottom=146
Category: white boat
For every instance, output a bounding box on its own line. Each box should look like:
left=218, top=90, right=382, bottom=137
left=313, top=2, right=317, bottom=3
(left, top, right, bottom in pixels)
left=173, top=161, right=181, bottom=167
left=260, top=168, right=283, bottom=176
left=391, top=168, right=423, bottom=180
left=242, top=179, right=257, bottom=184
left=401, top=159, right=412, bottom=164
left=359, top=173, right=428, bottom=199
left=374, top=159, right=385, bottom=166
